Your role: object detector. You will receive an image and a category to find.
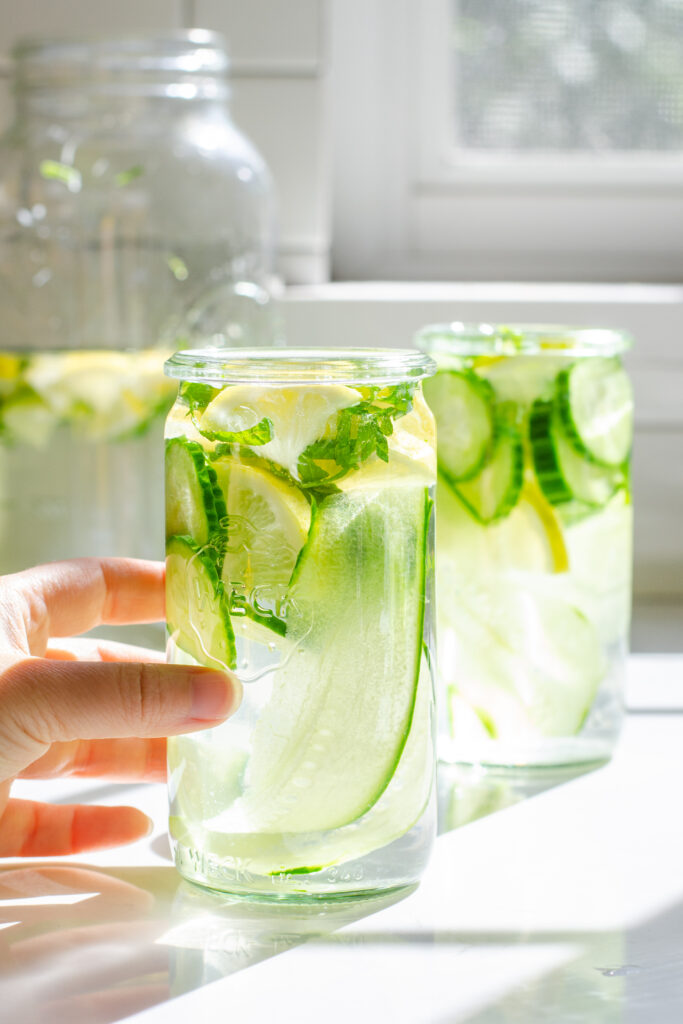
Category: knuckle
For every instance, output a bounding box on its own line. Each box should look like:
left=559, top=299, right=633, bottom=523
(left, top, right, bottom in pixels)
left=132, top=662, right=167, bottom=731
left=0, top=658, right=54, bottom=759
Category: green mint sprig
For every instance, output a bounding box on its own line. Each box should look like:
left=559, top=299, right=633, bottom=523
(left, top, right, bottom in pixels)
left=297, top=381, right=417, bottom=486
left=197, top=417, right=274, bottom=446
left=179, top=381, right=220, bottom=414
left=179, top=382, right=273, bottom=446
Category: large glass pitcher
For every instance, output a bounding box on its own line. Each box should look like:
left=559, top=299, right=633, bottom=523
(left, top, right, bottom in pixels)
left=0, top=31, right=275, bottom=574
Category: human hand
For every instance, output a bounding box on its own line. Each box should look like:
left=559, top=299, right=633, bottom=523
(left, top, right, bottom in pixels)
left=0, top=558, right=241, bottom=858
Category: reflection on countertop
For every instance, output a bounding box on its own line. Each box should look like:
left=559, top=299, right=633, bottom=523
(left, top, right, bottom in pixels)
left=0, top=860, right=411, bottom=1024
left=438, top=760, right=600, bottom=835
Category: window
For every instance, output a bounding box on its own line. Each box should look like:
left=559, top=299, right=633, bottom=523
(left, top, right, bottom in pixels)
left=331, top=0, right=683, bottom=281
left=443, top=0, right=683, bottom=157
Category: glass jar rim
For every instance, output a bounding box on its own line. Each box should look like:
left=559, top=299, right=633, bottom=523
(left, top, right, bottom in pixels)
left=416, top=322, right=633, bottom=358
left=165, top=347, right=437, bottom=386
left=12, top=30, right=230, bottom=83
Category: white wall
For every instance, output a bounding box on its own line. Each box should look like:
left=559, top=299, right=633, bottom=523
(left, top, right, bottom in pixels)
left=0, top=0, right=331, bottom=284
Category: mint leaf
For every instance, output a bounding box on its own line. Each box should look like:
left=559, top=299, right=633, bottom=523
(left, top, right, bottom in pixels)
left=197, top=416, right=274, bottom=447
left=297, top=381, right=417, bottom=485
left=179, top=381, right=220, bottom=414
left=180, top=384, right=273, bottom=446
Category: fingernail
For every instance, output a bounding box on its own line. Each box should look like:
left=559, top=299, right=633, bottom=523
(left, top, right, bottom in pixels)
left=189, top=669, right=239, bottom=721
left=143, top=815, right=155, bottom=837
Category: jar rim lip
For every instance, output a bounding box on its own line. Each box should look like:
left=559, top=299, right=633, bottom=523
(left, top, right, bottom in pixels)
left=416, top=322, right=633, bottom=357
left=165, top=347, right=438, bottom=385
left=12, top=30, right=230, bottom=79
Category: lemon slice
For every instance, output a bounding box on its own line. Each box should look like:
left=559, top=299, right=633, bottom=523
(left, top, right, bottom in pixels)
left=212, top=459, right=311, bottom=598
left=519, top=476, right=569, bottom=573
left=337, top=431, right=436, bottom=492
left=0, top=353, right=23, bottom=398
left=397, top=387, right=436, bottom=448
left=25, top=351, right=130, bottom=418
left=24, top=349, right=172, bottom=440
left=199, top=384, right=362, bottom=478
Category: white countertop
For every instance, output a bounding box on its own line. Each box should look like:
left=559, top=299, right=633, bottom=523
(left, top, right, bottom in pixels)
left=2, top=653, right=683, bottom=1024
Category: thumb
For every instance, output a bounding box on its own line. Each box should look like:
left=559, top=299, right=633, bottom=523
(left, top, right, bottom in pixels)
left=0, top=657, right=241, bottom=779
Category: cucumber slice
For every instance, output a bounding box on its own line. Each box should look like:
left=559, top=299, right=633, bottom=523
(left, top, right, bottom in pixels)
left=475, top=354, right=573, bottom=406
left=166, top=535, right=235, bottom=670
left=169, top=651, right=434, bottom=875
left=422, top=370, right=494, bottom=481
left=558, top=357, right=633, bottom=467
left=530, top=400, right=625, bottom=508
left=440, top=577, right=605, bottom=741
left=165, top=437, right=226, bottom=545
left=233, top=482, right=430, bottom=833
left=448, top=425, right=523, bottom=524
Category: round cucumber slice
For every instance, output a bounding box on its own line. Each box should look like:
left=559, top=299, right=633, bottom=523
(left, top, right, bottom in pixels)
left=475, top=354, right=573, bottom=406
left=232, top=483, right=430, bottom=833
left=166, top=535, right=235, bottom=670
left=558, top=357, right=633, bottom=467
left=165, top=437, right=226, bottom=546
left=422, top=370, right=494, bottom=481
left=448, top=425, right=523, bottom=524
left=530, top=400, right=625, bottom=508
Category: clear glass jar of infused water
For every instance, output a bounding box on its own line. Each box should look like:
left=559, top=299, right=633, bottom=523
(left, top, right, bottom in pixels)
left=164, top=348, right=437, bottom=899
left=417, top=323, right=633, bottom=768
left=0, top=32, right=274, bottom=575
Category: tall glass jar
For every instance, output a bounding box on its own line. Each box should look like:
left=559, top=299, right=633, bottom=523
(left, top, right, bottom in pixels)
left=164, top=348, right=437, bottom=899
left=0, top=32, right=275, bottom=575
left=417, top=323, right=633, bottom=768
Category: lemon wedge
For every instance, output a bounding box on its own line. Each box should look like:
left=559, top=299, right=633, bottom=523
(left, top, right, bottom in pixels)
left=212, top=459, right=311, bottom=595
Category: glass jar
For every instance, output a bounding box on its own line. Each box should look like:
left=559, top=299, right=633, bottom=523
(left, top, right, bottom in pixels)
left=164, top=347, right=437, bottom=899
left=417, top=323, right=633, bottom=768
left=0, top=32, right=275, bottom=575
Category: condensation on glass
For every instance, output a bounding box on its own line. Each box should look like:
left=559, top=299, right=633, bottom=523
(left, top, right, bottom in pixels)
left=0, top=32, right=275, bottom=582
left=164, top=348, right=437, bottom=899
left=418, top=322, right=634, bottom=768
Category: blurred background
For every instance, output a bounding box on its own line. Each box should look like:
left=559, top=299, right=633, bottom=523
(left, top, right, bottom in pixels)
left=0, top=0, right=680, bottom=651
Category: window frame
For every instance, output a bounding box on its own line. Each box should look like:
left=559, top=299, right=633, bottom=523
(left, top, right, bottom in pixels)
left=331, top=0, right=683, bottom=282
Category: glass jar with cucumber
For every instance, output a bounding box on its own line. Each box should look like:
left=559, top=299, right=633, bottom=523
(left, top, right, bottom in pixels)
left=164, top=348, right=437, bottom=899
left=417, top=323, right=633, bottom=768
